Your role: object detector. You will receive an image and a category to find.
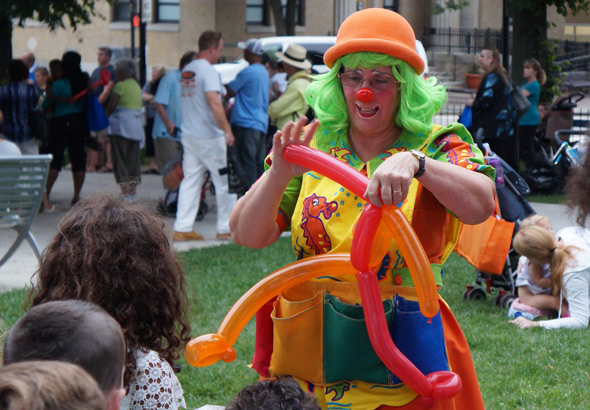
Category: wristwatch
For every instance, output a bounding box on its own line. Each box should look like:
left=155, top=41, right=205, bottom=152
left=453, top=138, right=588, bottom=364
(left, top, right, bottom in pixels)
left=410, top=149, right=426, bottom=178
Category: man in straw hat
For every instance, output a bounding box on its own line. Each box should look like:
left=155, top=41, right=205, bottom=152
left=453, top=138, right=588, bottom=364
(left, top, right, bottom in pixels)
left=268, top=43, right=312, bottom=131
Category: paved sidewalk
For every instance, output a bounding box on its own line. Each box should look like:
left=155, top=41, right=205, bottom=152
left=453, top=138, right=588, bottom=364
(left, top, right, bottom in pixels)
left=0, top=170, right=577, bottom=292
left=0, top=170, right=227, bottom=291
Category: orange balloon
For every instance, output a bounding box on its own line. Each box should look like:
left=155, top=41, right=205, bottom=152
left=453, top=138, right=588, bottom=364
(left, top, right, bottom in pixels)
left=382, top=205, right=438, bottom=318
left=185, top=254, right=357, bottom=367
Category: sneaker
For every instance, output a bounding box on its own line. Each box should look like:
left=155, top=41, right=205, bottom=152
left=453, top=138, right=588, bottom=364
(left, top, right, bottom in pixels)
left=173, top=231, right=204, bottom=242
left=123, top=194, right=138, bottom=204
left=216, top=232, right=232, bottom=241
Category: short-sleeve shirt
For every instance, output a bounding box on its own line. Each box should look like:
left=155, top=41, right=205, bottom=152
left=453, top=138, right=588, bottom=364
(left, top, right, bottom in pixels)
left=0, top=82, right=40, bottom=143
left=519, top=80, right=541, bottom=126
left=152, top=69, right=182, bottom=141
left=113, top=79, right=142, bottom=110
left=180, top=59, right=224, bottom=139
left=228, top=63, right=269, bottom=133
left=41, top=79, right=85, bottom=117
left=263, top=123, right=494, bottom=286
left=91, top=64, right=116, bottom=109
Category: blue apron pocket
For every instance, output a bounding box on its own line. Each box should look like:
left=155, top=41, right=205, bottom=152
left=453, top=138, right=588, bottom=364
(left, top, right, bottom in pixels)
left=389, top=295, right=449, bottom=384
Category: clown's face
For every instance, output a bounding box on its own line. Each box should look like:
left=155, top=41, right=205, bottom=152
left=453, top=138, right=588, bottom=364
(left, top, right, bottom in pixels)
left=341, top=66, right=400, bottom=140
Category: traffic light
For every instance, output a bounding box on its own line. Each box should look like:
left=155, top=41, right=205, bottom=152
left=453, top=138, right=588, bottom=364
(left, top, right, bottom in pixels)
left=133, top=14, right=140, bottom=28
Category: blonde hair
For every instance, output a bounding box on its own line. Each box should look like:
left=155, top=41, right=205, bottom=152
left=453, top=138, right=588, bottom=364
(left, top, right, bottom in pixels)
left=519, top=214, right=550, bottom=229
left=152, top=65, right=166, bottom=80
left=513, top=226, right=577, bottom=294
left=0, top=361, right=105, bottom=410
left=524, top=59, right=547, bottom=85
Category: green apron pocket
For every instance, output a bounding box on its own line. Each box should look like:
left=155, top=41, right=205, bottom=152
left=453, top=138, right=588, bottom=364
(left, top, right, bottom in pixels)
left=323, top=293, right=393, bottom=384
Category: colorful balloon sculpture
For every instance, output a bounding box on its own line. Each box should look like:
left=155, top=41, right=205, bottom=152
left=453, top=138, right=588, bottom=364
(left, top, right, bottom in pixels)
left=185, top=145, right=461, bottom=408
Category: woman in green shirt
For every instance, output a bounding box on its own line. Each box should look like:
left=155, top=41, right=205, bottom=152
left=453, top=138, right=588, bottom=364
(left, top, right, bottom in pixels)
left=105, top=59, right=144, bottom=202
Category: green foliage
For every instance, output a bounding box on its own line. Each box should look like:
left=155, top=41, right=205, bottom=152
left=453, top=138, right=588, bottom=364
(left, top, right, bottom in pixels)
left=3, top=0, right=114, bottom=31
left=431, top=0, right=470, bottom=15
left=510, top=0, right=590, bottom=16
left=541, top=39, right=562, bottom=103
left=1, top=242, right=590, bottom=408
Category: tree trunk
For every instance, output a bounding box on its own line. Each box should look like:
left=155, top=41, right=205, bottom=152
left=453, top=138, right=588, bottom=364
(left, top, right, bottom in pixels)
left=510, top=1, right=551, bottom=100
left=269, top=0, right=288, bottom=36
left=285, top=0, right=297, bottom=36
left=0, top=13, right=13, bottom=82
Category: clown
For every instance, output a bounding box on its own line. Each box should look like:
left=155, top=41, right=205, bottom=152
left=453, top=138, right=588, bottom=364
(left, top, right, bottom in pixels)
left=230, top=9, right=495, bottom=410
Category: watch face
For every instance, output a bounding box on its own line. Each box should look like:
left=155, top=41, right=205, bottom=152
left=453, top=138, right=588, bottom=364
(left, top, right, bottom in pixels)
left=412, top=149, right=425, bottom=159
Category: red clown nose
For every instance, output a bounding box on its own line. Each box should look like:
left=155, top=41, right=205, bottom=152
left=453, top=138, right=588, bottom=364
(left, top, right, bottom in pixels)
left=356, top=87, right=374, bottom=103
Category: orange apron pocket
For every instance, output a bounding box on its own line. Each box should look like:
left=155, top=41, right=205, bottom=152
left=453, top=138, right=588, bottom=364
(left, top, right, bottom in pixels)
left=269, top=292, right=324, bottom=383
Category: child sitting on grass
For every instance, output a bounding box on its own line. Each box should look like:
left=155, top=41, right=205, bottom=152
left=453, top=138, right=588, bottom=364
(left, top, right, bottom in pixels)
left=30, top=194, right=191, bottom=410
left=511, top=214, right=566, bottom=317
left=510, top=225, right=590, bottom=329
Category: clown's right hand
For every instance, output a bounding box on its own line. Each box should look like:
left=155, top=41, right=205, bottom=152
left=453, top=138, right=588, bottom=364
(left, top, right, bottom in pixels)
left=269, top=116, right=320, bottom=182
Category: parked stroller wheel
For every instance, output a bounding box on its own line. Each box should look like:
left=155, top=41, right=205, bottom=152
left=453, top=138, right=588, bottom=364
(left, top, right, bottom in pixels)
left=467, top=288, right=486, bottom=301
left=493, top=293, right=502, bottom=307
left=462, top=288, right=471, bottom=300
left=500, top=294, right=516, bottom=309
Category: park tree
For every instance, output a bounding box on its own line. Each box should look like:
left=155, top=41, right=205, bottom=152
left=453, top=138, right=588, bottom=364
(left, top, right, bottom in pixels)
left=510, top=0, right=590, bottom=101
left=0, top=0, right=113, bottom=79
left=268, top=0, right=298, bottom=36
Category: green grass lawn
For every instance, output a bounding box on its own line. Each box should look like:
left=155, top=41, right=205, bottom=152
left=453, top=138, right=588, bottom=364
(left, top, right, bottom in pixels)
left=1, top=240, right=589, bottom=409
left=526, top=192, right=568, bottom=204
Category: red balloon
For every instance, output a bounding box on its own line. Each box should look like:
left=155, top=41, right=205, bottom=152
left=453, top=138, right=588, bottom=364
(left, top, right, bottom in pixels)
left=356, top=87, right=374, bottom=103
left=350, top=203, right=383, bottom=271
left=99, top=69, right=112, bottom=85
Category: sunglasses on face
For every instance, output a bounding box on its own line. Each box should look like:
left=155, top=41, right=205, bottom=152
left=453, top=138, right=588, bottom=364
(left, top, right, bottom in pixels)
left=338, top=70, right=398, bottom=90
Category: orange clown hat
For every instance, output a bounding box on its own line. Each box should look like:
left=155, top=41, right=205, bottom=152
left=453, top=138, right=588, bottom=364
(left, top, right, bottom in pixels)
left=324, top=8, right=424, bottom=75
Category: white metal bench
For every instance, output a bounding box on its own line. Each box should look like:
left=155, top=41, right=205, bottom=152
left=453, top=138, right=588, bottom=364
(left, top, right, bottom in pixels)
left=0, top=155, right=52, bottom=268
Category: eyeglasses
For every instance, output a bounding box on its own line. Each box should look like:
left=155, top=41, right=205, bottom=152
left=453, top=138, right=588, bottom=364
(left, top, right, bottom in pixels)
left=338, top=71, right=398, bottom=90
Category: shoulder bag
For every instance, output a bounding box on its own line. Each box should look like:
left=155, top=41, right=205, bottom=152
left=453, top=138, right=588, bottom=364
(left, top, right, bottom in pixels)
left=511, top=80, right=532, bottom=118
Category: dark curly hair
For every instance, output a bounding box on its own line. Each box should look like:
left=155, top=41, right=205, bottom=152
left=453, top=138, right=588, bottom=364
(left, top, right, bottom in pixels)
left=30, top=194, right=191, bottom=388
left=226, top=378, right=320, bottom=410
left=567, top=147, right=590, bottom=227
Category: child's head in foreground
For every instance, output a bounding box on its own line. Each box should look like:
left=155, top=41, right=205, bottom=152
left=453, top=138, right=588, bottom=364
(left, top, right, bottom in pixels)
left=3, top=300, right=125, bottom=409
left=29, top=194, right=190, bottom=386
left=0, top=360, right=105, bottom=410
left=226, top=378, right=321, bottom=410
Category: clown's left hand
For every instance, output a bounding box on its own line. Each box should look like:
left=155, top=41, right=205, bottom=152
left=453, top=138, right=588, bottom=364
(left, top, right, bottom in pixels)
left=364, top=152, right=421, bottom=207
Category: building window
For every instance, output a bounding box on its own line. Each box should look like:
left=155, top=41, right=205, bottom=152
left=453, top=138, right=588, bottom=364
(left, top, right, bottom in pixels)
left=246, top=0, right=304, bottom=26
left=383, top=0, right=399, bottom=11
left=113, top=0, right=135, bottom=22
left=156, top=0, right=180, bottom=22
left=247, top=0, right=268, bottom=25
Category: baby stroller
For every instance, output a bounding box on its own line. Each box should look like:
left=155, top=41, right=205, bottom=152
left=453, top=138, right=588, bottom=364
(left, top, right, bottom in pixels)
left=455, top=130, right=536, bottom=308
left=521, top=93, right=586, bottom=194
left=158, top=150, right=213, bottom=220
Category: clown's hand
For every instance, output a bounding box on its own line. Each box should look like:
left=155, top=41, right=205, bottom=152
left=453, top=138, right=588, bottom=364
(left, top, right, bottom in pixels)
left=270, top=117, right=320, bottom=181
left=365, top=152, right=418, bottom=207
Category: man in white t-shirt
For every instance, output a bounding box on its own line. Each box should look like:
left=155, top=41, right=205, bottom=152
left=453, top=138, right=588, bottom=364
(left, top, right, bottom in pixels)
left=173, top=30, right=236, bottom=242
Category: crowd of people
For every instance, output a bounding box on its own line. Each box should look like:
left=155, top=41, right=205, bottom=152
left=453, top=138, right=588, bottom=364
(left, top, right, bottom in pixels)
left=0, top=36, right=313, bottom=241
left=2, top=7, right=590, bottom=410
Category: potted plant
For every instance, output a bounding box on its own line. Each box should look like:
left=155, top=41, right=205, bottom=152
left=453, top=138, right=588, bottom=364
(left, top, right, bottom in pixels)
left=465, top=60, right=483, bottom=90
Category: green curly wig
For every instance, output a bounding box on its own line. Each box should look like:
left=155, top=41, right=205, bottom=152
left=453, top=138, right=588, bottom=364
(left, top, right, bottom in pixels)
left=305, top=52, right=447, bottom=137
